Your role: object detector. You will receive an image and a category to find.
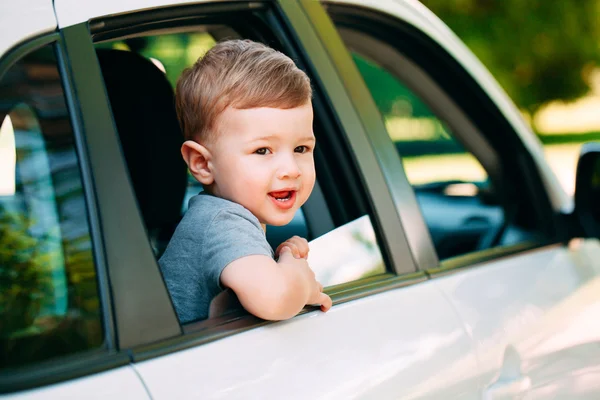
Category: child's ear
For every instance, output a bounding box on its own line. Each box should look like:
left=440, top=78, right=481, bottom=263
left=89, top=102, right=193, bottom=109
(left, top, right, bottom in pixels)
left=181, top=140, right=214, bottom=185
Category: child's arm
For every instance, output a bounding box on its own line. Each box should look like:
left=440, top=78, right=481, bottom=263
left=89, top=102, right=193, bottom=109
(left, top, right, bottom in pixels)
left=220, top=245, right=331, bottom=320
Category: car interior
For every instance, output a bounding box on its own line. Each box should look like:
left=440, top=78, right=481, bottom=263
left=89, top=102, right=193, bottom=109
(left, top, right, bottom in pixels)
left=97, top=48, right=189, bottom=257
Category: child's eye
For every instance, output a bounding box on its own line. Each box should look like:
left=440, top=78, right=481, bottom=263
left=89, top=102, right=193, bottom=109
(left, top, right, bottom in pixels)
left=294, top=145, right=309, bottom=153
left=254, top=148, right=271, bottom=155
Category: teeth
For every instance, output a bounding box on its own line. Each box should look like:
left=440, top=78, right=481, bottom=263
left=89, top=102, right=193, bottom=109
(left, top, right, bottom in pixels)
left=272, top=191, right=292, bottom=201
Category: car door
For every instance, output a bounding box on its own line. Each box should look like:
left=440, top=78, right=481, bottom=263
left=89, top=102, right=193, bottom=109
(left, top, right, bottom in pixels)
left=0, top=2, right=150, bottom=398
left=324, top=1, right=600, bottom=398
left=52, top=0, right=483, bottom=398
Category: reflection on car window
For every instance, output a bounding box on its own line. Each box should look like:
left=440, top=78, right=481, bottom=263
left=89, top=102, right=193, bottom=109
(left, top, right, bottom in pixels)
left=0, top=44, right=103, bottom=369
left=344, top=41, right=519, bottom=260
left=351, top=52, right=487, bottom=187
left=308, top=215, right=385, bottom=287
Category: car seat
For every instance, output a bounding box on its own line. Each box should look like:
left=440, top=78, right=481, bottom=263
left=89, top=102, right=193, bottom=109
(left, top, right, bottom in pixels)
left=96, top=49, right=188, bottom=257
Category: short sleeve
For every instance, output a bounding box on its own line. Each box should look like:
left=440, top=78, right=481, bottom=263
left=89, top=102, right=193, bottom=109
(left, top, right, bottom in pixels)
left=202, top=208, right=273, bottom=294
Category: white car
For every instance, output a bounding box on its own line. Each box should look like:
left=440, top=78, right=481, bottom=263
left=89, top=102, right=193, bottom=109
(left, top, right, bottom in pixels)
left=1, top=0, right=600, bottom=399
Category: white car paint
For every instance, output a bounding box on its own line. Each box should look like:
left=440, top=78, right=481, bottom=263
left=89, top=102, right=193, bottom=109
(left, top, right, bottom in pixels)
left=135, top=280, right=480, bottom=399
left=434, top=240, right=600, bottom=398
left=326, top=0, right=572, bottom=214
left=53, top=0, right=232, bottom=29
left=4, top=366, right=150, bottom=400
left=0, top=0, right=56, bottom=58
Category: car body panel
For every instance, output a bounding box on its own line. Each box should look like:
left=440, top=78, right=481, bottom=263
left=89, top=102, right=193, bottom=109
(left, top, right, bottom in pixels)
left=0, top=0, right=56, bottom=58
left=4, top=367, right=150, bottom=400
left=434, top=239, right=600, bottom=398
left=135, top=281, right=479, bottom=399
left=325, top=0, right=572, bottom=214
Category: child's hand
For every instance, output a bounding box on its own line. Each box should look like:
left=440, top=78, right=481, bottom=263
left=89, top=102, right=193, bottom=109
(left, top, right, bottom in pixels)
left=278, top=246, right=332, bottom=313
left=276, top=236, right=309, bottom=260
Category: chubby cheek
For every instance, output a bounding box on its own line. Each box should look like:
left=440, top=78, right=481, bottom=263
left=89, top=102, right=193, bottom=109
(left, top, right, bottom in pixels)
left=234, top=161, right=272, bottom=202
left=299, top=161, right=316, bottom=203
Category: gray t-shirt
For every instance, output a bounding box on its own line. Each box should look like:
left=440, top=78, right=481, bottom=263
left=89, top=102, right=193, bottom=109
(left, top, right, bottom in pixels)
left=159, top=193, right=273, bottom=323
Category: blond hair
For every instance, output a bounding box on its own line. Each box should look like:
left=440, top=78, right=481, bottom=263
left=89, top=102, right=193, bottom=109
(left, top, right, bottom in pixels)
left=175, top=39, right=312, bottom=142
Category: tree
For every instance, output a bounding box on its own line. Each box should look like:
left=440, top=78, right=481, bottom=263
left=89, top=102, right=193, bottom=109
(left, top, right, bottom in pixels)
left=422, top=0, right=600, bottom=117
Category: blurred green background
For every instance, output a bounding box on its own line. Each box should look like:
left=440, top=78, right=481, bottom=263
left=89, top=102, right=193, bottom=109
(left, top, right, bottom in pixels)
left=422, top=0, right=600, bottom=193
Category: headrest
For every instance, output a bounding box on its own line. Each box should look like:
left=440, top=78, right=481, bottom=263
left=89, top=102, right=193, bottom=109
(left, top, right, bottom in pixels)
left=96, top=49, right=187, bottom=231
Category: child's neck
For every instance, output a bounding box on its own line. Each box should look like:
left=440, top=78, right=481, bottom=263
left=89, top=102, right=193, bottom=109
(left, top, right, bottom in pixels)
left=203, top=188, right=267, bottom=233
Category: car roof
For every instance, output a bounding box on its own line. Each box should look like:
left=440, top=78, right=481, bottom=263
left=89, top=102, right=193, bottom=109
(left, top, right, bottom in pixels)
left=0, top=0, right=56, bottom=59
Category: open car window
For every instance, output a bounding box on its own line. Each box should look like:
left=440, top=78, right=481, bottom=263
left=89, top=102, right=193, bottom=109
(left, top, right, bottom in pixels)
left=94, top=18, right=391, bottom=324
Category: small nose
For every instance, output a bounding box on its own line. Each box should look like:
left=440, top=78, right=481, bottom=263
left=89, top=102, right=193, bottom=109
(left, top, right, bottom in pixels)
left=277, top=152, right=302, bottom=180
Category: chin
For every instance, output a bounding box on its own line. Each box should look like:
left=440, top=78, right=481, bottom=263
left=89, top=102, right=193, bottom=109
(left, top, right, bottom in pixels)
left=265, top=214, right=295, bottom=227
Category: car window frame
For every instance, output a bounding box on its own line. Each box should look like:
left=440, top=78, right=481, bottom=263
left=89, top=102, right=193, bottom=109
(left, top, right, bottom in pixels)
left=56, top=0, right=431, bottom=364
left=0, top=34, right=128, bottom=394
left=324, top=3, right=566, bottom=275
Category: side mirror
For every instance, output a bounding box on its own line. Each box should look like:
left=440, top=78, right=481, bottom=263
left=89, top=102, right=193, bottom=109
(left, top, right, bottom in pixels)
left=574, top=142, right=600, bottom=238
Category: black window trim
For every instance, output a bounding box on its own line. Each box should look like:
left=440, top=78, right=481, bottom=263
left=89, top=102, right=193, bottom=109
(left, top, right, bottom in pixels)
left=60, top=22, right=182, bottom=351
left=324, top=3, right=566, bottom=274
left=0, top=33, right=59, bottom=81
left=56, top=32, right=117, bottom=355
left=0, top=33, right=127, bottom=394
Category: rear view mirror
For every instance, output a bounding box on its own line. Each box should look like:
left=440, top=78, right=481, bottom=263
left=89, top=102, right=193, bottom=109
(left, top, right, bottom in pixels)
left=574, top=142, right=600, bottom=238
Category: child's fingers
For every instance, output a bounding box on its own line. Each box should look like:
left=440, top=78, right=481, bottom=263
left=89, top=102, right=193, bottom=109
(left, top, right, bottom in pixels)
left=277, top=245, right=294, bottom=261
left=284, top=236, right=309, bottom=259
left=276, top=240, right=303, bottom=259
left=276, top=242, right=299, bottom=259
left=291, top=236, right=309, bottom=257
left=319, top=293, right=332, bottom=312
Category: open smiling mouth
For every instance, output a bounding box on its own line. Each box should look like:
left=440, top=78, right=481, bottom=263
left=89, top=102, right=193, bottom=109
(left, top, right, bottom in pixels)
left=268, top=190, right=297, bottom=209
left=270, top=190, right=293, bottom=201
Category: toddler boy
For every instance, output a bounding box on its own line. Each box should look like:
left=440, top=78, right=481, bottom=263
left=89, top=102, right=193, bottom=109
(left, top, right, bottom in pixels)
left=159, top=39, right=332, bottom=323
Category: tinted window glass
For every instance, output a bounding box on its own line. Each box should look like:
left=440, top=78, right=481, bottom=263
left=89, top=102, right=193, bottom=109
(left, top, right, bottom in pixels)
left=334, top=27, right=537, bottom=260
left=352, top=52, right=488, bottom=187
left=0, top=43, right=103, bottom=368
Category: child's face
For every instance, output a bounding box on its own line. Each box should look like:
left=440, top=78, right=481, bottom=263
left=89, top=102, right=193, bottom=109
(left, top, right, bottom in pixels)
left=207, top=103, right=316, bottom=226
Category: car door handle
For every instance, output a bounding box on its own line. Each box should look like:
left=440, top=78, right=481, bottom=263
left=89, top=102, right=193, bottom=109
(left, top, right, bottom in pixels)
left=483, top=345, right=531, bottom=400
